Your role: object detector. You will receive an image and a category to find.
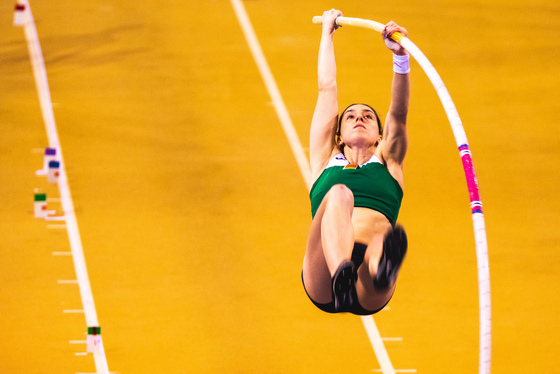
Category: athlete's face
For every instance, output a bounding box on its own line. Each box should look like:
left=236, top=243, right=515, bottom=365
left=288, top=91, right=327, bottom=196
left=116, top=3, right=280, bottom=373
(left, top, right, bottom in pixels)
left=339, top=105, right=382, bottom=147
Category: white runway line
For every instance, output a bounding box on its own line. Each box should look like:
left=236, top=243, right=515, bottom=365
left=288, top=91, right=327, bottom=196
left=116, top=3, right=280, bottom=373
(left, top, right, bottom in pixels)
left=230, top=1, right=397, bottom=373
left=17, top=1, right=110, bottom=372
left=361, top=315, right=397, bottom=374
left=230, top=0, right=311, bottom=190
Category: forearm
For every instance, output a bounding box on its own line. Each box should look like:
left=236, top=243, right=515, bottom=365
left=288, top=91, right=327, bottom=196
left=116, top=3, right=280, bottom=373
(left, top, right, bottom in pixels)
left=389, top=68, right=410, bottom=123
left=383, top=22, right=410, bottom=123
left=383, top=53, right=410, bottom=166
left=317, top=31, right=337, bottom=92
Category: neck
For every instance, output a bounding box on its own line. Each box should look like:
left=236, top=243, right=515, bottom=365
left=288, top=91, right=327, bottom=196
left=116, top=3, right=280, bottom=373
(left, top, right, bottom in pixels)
left=342, top=145, right=376, bottom=165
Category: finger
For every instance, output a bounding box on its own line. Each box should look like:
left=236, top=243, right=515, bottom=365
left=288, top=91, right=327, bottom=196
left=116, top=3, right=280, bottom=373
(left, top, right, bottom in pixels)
left=385, top=21, right=407, bottom=36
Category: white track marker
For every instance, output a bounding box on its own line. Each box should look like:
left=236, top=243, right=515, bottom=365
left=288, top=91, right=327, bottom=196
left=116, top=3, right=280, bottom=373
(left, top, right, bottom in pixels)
left=230, top=2, right=396, bottom=373
left=382, top=337, right=403, bottom=342
left=35, top=148, right=57, bottom=175
left=33, top=193, right=48, bottom=218
left=16, top=1, right=109, bottom=372
left=63, top=309, right=85, bottom=314
left=45, top=215, right=66, bottom=221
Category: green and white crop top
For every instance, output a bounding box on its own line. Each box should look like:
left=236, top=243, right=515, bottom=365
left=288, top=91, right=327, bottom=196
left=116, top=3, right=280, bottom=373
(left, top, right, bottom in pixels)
left=309, top=153, right=403, bottom=225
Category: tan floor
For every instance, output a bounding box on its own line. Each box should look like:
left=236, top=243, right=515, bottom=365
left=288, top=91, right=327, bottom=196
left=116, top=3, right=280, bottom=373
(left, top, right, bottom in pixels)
left=1, top=0, right=559, bottom=373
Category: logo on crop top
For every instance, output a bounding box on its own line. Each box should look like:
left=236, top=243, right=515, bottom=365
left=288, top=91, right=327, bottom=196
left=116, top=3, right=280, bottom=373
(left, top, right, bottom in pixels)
left=343, top=164, right=359, bottom=170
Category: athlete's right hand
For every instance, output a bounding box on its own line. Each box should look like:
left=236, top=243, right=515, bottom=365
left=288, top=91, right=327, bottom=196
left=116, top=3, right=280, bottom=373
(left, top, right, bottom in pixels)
left=322, top=9, right=343, bottom=34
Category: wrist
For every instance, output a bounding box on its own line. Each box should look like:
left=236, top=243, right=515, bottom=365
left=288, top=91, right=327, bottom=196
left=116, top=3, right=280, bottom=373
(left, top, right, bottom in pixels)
left=393, top=53, right=410, bottom=74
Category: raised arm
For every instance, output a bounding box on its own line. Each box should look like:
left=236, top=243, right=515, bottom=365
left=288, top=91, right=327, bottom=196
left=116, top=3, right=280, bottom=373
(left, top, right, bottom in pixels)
left=309, top=9, right=342, bottom=183
left=380, top=21, right=410, bottom=188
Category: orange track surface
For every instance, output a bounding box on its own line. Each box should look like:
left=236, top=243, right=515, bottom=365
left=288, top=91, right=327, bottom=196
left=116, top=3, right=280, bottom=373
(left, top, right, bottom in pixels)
left=1, top=1, right=559, bottom=373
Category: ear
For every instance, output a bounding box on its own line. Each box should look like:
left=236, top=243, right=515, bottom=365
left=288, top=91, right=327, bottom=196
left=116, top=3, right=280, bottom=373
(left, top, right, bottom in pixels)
left=336, top=135, right=344, bottom=147
left=375, top=136, right=382, bottom=147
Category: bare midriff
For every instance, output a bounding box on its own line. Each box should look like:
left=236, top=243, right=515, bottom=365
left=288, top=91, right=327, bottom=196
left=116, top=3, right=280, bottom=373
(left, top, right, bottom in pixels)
left=351, top=207, right=393, bottom=245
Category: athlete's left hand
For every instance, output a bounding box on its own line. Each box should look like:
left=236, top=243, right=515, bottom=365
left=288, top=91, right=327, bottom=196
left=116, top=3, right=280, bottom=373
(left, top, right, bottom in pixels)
left=382, top=21, right=408, bottom=56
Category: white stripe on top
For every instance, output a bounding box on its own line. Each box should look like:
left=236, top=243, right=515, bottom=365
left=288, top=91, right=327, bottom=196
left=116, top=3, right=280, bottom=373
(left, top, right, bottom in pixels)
left=326, top=153, right=382, bottom=168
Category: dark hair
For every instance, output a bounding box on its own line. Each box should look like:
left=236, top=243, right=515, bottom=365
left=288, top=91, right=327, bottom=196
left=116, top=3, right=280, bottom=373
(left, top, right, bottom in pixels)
left=336, top=103, right=383, bottom=141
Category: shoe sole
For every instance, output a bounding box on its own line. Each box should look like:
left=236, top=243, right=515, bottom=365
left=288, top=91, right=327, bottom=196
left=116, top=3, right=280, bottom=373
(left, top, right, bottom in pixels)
left=332, top=260, right=357, bottom=312
left=374, top=225, right=408, bottom=290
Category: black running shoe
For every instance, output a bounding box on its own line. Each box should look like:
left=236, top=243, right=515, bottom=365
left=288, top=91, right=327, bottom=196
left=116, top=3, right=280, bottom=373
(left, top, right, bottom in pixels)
left=331, top=260, right=357, bottom=312
left=374, top=225, right=408, bottom=290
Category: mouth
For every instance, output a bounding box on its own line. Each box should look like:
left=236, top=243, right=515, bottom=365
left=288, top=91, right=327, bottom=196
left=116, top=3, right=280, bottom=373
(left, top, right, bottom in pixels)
left=353, top=124, right=366, bottom=130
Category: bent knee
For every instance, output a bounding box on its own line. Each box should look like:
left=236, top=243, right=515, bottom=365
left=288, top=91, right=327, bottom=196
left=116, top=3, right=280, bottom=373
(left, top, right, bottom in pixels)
left=325, top=184, right=354, bottom=206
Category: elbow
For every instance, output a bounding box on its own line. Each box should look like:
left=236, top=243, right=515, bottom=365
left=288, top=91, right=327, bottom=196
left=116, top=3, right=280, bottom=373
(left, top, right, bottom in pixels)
left=388, top=107, right=409, bottom=126
left=392, top=112, right=408, bottom=126
left=318, top=79, right=337, bottom=93
left=317, top=66, right=337, bottom=92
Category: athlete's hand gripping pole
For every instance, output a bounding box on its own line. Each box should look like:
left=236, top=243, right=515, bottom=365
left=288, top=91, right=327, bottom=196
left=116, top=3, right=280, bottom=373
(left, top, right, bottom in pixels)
left=312, top=16, right=406, bottom=42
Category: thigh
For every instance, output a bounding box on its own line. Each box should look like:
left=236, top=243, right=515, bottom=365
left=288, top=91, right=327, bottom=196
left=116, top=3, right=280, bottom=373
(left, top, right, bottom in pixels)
left=302, top=197, right=333, bottom=305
